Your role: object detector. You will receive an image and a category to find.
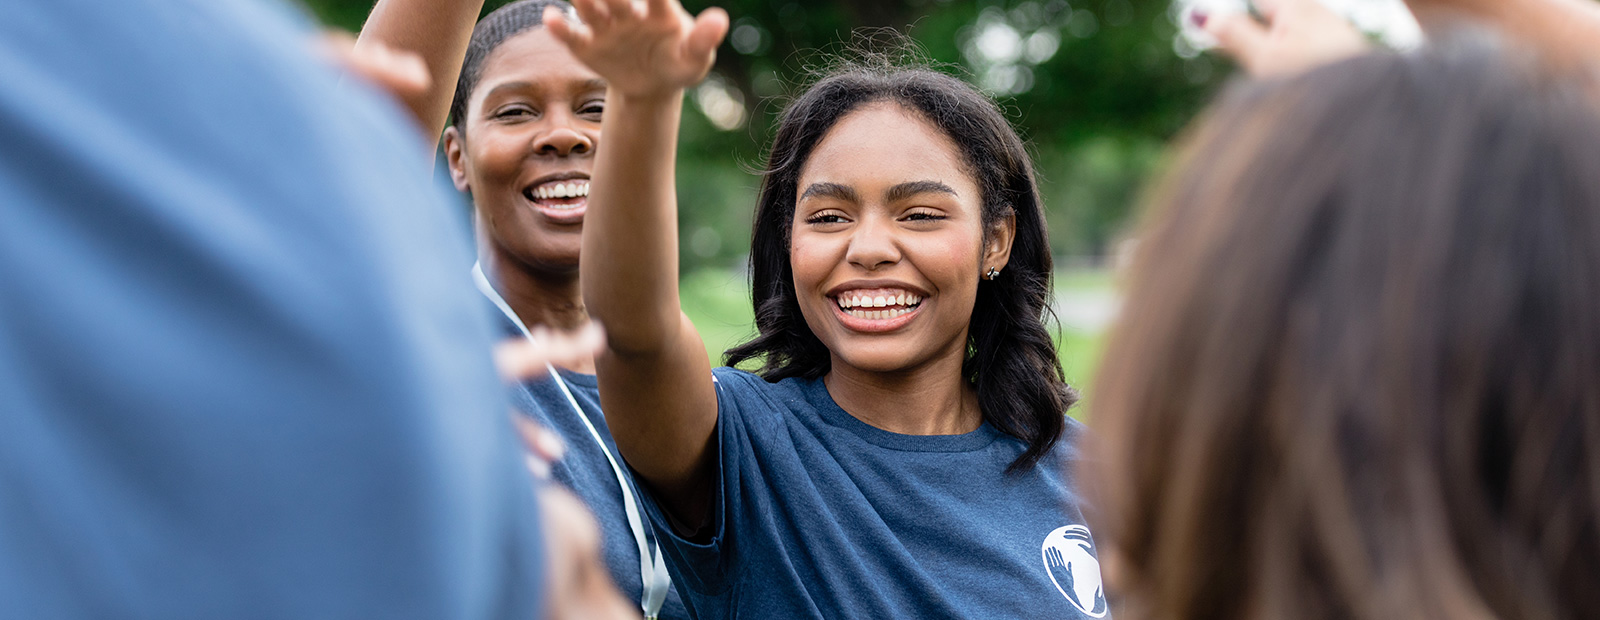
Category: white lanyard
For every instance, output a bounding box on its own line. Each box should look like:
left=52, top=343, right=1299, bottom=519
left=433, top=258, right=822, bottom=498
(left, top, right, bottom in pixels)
left=473, top=263, right=670, bottom=619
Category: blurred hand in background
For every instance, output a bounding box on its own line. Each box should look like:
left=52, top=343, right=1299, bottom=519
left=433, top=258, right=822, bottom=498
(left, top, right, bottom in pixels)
left=320, top=32, right=431, bottom=105
left=495, top=323, right=638, bottom=620
left=1197, top=0, right=1370, bottom=77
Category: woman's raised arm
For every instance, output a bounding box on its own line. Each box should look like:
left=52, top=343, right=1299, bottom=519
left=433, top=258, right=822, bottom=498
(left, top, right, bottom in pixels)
left=546, top=0, right=729, bottom=525
left=355, top=0, right=486, bottom=138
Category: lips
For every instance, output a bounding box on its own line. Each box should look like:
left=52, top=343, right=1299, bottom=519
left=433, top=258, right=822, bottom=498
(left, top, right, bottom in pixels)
left=521, top=176, right=589, bottom=224
left=829, top=286, right=926, bottom=333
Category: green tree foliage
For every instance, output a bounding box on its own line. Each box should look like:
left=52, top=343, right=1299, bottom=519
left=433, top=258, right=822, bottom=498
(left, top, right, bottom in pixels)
left=299, top=0, right=1228, bottom=267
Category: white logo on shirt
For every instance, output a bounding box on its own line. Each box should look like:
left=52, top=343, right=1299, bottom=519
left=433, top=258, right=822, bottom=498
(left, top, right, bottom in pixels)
left=1041, top=525, right=1108, bottom=617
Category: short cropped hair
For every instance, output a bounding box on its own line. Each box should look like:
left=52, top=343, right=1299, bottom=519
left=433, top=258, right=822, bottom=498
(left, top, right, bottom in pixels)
left=448, top=0, right=570, bottom=135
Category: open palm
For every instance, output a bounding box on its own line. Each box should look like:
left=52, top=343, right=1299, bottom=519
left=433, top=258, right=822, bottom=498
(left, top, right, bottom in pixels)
left=544, top=0, right=728, bottom=98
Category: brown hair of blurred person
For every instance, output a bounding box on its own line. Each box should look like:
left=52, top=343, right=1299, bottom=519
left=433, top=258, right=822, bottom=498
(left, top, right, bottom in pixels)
left=1090, top=40, right=1600, bottom=620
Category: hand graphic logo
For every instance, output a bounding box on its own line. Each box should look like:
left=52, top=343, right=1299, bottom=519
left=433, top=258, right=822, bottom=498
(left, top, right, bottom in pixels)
left=1041, top=525, right=1108, bottom=617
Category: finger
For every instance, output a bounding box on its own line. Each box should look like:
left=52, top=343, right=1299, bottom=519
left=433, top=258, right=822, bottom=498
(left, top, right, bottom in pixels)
left=564, top=0, right=610, bottom=33
left=356, top=43, right=431, bottom=94
left=321, top=34, right=431, bottom=97
left=598, top=0, right=634, bottom=23
left=494, top=338, right=554, bottom=382
left=647, top=0, right=678, bottom=22
left=530, top=323, right=606, bottom=369
left=1252, top=0, right=1285, bottom=22
left=514, top=416, right=567, bottom=464
left=1207, top=12, right=1272, bottom=72
left=685, top=7, right=730, bottom=62
left=543, top=6, right=594, bottom=55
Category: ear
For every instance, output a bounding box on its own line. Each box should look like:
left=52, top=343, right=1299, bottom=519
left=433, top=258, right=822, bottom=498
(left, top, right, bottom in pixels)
left=442, top=126, right=471, bottom=193
left=983, top=207, right=1017, bottom=275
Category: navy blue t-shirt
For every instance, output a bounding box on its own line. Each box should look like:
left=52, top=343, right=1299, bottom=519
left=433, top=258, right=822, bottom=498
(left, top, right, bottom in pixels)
left=640, top=368, right=1108, bottom=619
left=493, top=310, right=690, bottom=620
left=0, top=1, right=544, bottom=617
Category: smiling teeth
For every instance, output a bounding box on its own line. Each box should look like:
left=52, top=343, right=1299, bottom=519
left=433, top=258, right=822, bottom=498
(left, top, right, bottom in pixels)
left=531, top=180, right=590, bottom=200
left=844, top=307, right=915, bottom=320
left=835, top=290, right=923, bottom=319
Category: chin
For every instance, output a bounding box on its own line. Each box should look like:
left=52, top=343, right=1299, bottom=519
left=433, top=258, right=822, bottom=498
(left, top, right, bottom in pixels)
left=510, top=248, right=580, bottom=274
left=512, top=235, right=581, bottom=266
left=830, top=344, right=927, bottom=375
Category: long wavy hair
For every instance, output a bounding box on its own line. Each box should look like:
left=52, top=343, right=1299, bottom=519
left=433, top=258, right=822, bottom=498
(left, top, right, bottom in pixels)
left=1092, top=40, right=1600, bottom=619
left=725, top=61, right=1076, bottom=471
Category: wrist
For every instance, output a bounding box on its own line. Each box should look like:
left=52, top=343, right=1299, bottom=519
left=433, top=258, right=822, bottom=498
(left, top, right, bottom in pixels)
left=608, top=87, right=687, bottom=108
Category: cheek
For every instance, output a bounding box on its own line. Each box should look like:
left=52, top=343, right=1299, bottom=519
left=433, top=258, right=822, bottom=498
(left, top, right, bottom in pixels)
left=914, top=229, right=985, bottom=285
left=469, top=135, right=526, bottom=180
left=787, top=229, right=843, bottom=292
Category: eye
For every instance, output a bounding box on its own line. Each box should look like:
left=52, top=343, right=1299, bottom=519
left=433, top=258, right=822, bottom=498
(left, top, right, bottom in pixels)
left=492, top=105, right=537, bottom=120
left=903, top=209, right=947, bottom=222
left=805, top=211, right=850, bottom=226
left=578, top=100, right=605, bottom=120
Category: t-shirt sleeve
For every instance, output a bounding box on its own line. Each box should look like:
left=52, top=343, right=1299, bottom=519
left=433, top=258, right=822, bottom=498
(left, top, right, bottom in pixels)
left=636, top=367, right=774, bottom=596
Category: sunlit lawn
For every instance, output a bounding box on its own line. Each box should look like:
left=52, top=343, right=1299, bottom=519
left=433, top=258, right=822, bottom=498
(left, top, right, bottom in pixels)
left=680, top=268, right=1113, bottom=422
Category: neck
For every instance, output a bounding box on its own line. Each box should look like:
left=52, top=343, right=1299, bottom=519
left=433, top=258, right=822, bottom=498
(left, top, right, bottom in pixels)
left=477, top=232, right=595, bottom=374
left=823, top=343, right=982, bottom=436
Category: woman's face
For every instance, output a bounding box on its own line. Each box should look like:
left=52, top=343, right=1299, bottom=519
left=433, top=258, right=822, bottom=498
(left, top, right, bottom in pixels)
left=790, top=102, right=1013, bottom=376
left=445, top=28, right=605, bottom=273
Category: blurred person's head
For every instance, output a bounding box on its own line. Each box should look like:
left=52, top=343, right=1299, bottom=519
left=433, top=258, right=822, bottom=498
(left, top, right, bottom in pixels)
left=725, top=60, right=1075, bottom=470
left=1092, top=41, right=1600, bottom=619
left=444, top=0, right=599, bottom=276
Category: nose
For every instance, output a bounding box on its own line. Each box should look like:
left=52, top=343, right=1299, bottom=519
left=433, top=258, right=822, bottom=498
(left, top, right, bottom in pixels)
left=532, top=112, right=593, bottom=157
left=844, top=214, right=901, bottom=272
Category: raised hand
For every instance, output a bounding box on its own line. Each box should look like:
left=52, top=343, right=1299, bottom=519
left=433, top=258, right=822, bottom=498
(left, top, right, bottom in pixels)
left=543, top=0, right=729, bottom=99
left=1046, top=547, right=1076, bottom=597
left=1197, top=0, right=1369, bottom=78
left=320, top=32, right=431, bottom=104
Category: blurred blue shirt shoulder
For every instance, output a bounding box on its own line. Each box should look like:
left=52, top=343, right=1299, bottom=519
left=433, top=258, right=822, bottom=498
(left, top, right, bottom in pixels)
left=0, top=0, right=543, bottom=618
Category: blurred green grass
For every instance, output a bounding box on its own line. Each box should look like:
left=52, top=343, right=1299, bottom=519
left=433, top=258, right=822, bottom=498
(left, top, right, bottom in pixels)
left=680, top=268, right=1112, bottom=421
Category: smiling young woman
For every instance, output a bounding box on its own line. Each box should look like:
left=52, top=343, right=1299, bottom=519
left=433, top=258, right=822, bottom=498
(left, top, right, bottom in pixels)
left=546, top=0, right=1099, bottom=616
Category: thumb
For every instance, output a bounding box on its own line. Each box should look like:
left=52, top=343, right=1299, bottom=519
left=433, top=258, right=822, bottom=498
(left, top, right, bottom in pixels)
left=1207, top=12, right=1271, bottom=72
left=685, top=7, right=729, bottom=62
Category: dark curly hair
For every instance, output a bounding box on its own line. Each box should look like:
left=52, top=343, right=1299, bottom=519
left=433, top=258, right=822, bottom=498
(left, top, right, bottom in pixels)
left=725, top=62, right=1076, bottom=472
left=447, top=0, right=570, bottom=134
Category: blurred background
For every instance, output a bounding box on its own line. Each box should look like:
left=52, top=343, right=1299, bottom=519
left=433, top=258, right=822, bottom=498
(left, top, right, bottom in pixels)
left=300, top=0, right=1414, bottom=413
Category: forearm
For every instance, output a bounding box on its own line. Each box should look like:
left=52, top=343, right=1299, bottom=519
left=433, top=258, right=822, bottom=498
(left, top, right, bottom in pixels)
left=356, top=0, right=485, bottom=137
left=581, top=91, right=689, bottom=354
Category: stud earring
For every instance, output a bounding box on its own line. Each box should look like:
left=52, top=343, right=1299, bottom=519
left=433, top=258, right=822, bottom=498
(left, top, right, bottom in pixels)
left=985, top=268, right=1000, bottom=280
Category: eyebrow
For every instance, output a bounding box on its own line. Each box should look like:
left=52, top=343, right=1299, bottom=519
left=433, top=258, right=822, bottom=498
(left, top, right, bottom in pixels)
left=799, top=182, right=858, bottom=203
left=885, top=180, right=958, bottom=203
left=481, top=78, right=609, bottom=102
left=798, top=180, right=958, bottom=204
left=482, top=81, right=537, bottom=102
